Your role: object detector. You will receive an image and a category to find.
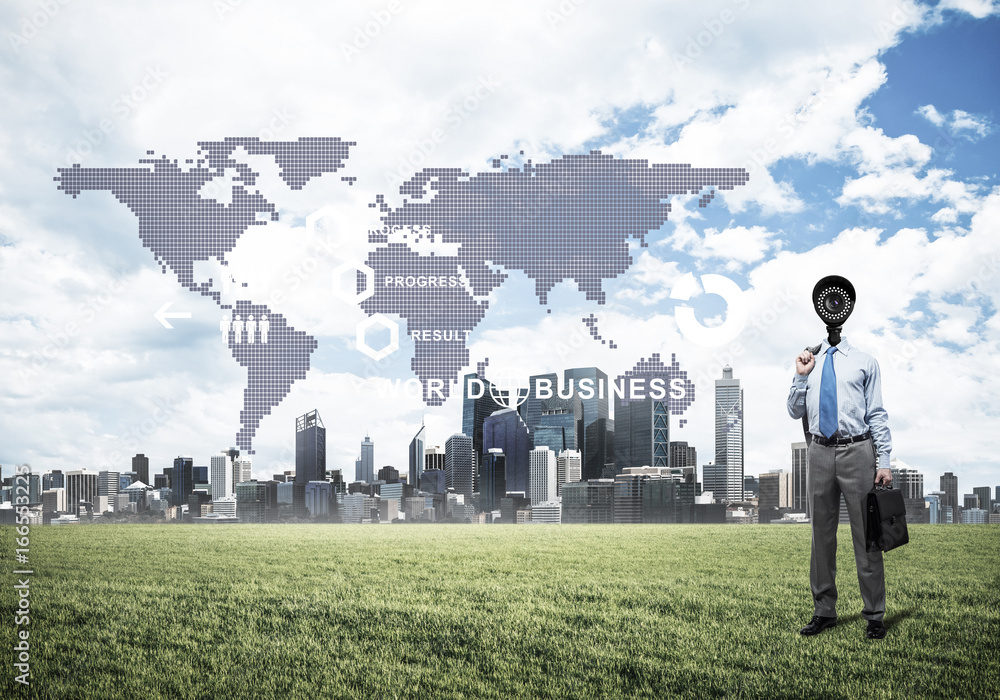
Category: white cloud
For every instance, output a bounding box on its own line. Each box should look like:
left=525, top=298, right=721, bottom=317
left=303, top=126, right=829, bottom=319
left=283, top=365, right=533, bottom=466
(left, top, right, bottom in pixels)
left=936, top=0, right=1000, bottom=19
left=916, top=104, right=993, bottom=140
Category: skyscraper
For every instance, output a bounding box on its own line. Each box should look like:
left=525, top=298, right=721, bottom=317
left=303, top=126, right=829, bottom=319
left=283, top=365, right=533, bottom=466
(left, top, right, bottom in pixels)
left=409, top=422, right=426, bottom=488
left=445, top=433, right=475, bottom=498
left=529, top=447, right=557, bottom=505
left=483, top=408, right=532, bottom=496
left=231, top=448, right=251, bottom=488
left=940, top=472, right=959, bottom=520
left=759, top=470, right=793, bottom=511
left=702, top=463, right=729, bottom=502
left=98, top=470, right=120, bottom=500
left=295, top=410, right=326, bottom=485
left=564, top=367, right=610, bottom=479
left=462, top=372, right=508, bottom=470
left=556, top=449, right=582, bottom=496
left=479, top=448, right=506, bottom=513
left=210, top=450, right=235, bottom=500
left=613, top=397, right=669, bottom=473
left=172, top=457, right=194, bottom=507
left=425, top=446, right=446, bottom=472
left=669, top=441, right=698, bottom=470
left=791, top=441, right=808, bottom=513
left=356, top=435, right=374, bottom=483
left=973, top=487, right=992, bottom=515
left=65, top=470, right=99, bottom=515
left=43, top=470, right=64, bottom=491
left=715, top=365, right=744, bottom=501
left=132, top=454, right=149, bottom=485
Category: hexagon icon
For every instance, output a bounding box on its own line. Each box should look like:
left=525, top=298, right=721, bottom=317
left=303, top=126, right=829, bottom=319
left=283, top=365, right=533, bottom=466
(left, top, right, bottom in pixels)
left=333, top=260, right=375, bottom=304
left=356, top=314, right=399, bottom=361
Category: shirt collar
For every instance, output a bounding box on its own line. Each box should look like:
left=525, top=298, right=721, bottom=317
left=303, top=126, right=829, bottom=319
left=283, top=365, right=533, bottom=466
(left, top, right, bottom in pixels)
left=819, top=337, right=852, bottom=356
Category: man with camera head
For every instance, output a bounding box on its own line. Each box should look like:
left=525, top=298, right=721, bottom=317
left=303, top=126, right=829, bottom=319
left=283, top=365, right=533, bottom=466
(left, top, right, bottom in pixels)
left=787, top=276, right=893, bottom=640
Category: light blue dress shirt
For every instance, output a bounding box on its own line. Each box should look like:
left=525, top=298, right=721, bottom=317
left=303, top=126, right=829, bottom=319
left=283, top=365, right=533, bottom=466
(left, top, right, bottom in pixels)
left=787, top=337, right=892, bottom=469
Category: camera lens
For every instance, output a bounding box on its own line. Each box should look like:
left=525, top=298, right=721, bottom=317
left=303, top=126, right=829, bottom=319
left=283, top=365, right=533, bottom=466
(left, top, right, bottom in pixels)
left=824, top=293, right=844, bottom=314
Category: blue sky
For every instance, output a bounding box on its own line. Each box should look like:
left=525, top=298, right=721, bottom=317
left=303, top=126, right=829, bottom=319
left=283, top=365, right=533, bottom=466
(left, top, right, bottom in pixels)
left=1, top=0, right=999, bottom=497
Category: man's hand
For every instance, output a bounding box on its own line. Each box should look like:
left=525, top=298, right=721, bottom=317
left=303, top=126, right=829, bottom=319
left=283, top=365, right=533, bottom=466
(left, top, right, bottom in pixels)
left=875, top=468, right=892, bottom=487
left=796, top=350, right=815, bottom=376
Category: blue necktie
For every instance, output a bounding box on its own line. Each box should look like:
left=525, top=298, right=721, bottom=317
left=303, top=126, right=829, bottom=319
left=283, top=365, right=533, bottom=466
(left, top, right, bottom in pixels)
left=819, top=346, right=838, bottom=439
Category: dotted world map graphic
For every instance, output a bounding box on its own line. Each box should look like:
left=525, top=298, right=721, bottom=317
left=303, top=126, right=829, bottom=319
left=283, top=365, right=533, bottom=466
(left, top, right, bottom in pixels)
left=55, top=138, right=748, bottom=453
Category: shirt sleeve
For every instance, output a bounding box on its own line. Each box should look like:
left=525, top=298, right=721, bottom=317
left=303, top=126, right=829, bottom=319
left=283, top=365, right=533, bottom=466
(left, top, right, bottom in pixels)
left=864, top=357, right=892, bottom=469
left=787, top=373, right=808, bottom=420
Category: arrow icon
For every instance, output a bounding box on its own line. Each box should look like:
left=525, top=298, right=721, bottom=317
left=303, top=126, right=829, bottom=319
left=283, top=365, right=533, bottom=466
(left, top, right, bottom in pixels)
left=154, top=302, right=192, bottom=329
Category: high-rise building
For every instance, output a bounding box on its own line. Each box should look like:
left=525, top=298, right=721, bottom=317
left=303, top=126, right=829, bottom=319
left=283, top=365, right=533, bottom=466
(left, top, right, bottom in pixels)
left=445, top=433, right=475, bottom=498
left=758, top=470, right=793, bottom=511
left=305, top=481, right=334, bottom=518
left=462, top=372, right=508, bottom=472
left=526, top=373, right=583, bottom=458
left=562, top=479, right=615, bottom=523
left=479, top=448, right=507, bottom=513
left=377, top=466, right=400, bottom=483
left=356, top=435, right=374, bottom=483
left=483, top=408, right=532, bottom=497
left=973, top=487, right=991, bottom=515
left=715, top=365, right=744, bottom=501
left=172, top=457, right=194, bottom=507
left=43, top=470, right=64, bottom=491
left=193, top=466, right=209, bottom=485
left=419, top=469, right=446, bottom=494
left=940, top=472, right=959, bottom=519
left=743, top=475, right=759, bottom=499
left=613, top=397, right=669, bottom=474
left=235, top=480, right=267, bottom=523
left=425, top=446, right=445, bottom=472
left=409, top=423, right=426, bottom=488
left=556, top=449, right=582, bottom=496
left=98, top=470, right=120, bottom=500
left=791, top=442, right=808, bottom=513
left=295, top=410, right=326, bottom=485
left=669, top=442, right=698, bottom=470
left=529, top=447, right=557, bottom=505
left=564, top=367, right=610, bottom=479
left=890, top=459, right=923, bottom=499
left=210, top=451, right=235, bottom=500
left=925, top=492, right=942, bottom=524
left=65, top=470, right=99, bottom=515
left=702, top=462, right=739, bottom=503
left=613, top=472, right=644, bottom=523
left=132, top=454, right=149, bottom=485
left=233, top=452, right=251, bottom=487
left=963, top=493, right=979, bottom=510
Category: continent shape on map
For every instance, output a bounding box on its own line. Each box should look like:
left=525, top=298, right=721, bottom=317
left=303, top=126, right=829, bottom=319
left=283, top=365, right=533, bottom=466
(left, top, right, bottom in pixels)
left=365, top=152, right=748, bottom=405
left=55, top=137, right=354, bottom=453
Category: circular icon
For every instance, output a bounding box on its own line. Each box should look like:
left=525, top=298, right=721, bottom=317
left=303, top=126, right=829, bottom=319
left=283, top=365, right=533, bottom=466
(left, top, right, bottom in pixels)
left=488, top=368, right=530, bottom=410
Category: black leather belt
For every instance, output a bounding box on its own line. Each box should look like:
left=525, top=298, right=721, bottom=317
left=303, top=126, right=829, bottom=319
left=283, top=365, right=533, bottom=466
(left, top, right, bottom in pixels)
left=811, top=430, right=871, bottom=447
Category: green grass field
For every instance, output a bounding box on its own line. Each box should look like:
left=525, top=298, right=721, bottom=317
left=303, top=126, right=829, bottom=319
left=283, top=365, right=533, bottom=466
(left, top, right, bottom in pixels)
left=2, top=524, right=998, bottom=699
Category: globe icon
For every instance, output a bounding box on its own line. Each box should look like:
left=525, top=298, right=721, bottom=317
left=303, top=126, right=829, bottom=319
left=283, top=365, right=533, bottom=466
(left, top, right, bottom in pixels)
left=488, top=368, right=530, bottom=410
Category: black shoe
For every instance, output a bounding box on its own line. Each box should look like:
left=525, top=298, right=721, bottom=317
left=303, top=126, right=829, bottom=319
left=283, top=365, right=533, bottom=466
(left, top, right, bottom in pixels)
left=800, top=615, right=837, bottom=636
left=866, top=620, right=887, bottom=639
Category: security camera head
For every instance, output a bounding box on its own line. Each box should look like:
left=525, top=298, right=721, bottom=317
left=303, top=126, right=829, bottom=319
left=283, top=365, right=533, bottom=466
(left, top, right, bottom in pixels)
left=812, top=275, right=855, bottom=344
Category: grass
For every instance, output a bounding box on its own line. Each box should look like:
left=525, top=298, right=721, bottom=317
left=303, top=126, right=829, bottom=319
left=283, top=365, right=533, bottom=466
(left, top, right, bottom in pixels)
left=2, top=523, right=998, bottom=699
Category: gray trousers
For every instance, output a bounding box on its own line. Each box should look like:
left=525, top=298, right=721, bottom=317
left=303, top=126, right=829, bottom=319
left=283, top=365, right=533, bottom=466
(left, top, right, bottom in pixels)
left=807, top=438, right=885, bottom=621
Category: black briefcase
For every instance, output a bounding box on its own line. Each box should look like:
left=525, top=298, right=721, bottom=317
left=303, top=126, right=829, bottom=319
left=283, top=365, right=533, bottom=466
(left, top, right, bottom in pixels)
left=866, top=486, right=909, bottom=553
